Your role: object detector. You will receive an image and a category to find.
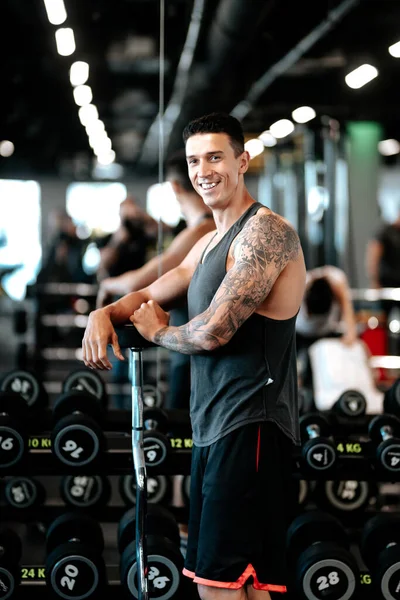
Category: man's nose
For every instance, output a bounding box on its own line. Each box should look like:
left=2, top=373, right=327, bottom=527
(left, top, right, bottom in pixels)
left=198, top=160, right=212, bottom=178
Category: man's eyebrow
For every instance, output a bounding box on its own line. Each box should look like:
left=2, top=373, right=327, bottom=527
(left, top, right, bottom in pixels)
left=186, top=151, right=224, bottom=159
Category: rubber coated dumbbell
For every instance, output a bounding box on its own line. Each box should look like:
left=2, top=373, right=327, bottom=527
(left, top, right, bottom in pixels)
left=368, top=414, right=400, bottom=473
left=142, top=407, right=171, bottom=468
left=299, top=413, right=337, bottom=473
left=0, top=528, right=22, bottom=600
left=0, top=391, right=29, bottom=472
left=51, top=390, right=106, bottom=468
left=332, top=389, right=367, bottom=419
left=0, top=368, right=49, bottom=414
left=286, top=510, right=358, bottom=600
left=60, top=475, right=111, bottom=510
left=360, top=513, right=400, bottom=600
left=118, top=504, right=183, bottom=599
left=119, top=474, right=171, bottom=506
left=384, top=378, right=400, bottom=417
left=314, top=479, right=376, bottom=517
left=45, top=512, right=106, bottom=599
left=2, top=476, right=46, bottom=510
left=62, top=368, right=108, bottom=409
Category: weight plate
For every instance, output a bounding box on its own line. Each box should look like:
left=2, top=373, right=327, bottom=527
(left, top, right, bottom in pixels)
left=323, top=480, right=370, bottom=512
left=4, top=477, right=44, bottom=509
left=0, top=423, right=25, bottom=469
left=0, top=370, right=47, bottom=410
left=51, top=415, right=104, bottom=468
left=61, top=475, right=110, bottom=508
left=0, top=567, right=15, bottom=600
left=120, top=474, right=169, bottom=505
left=336, top=390, right=366, bottom=417
left=143, top=433, right=169, bottom=467
left=63, top=370, right=107, bottom=406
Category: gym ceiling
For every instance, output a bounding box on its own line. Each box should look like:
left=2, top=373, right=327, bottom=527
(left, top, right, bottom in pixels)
left=1, top=0, right=400, bottom=178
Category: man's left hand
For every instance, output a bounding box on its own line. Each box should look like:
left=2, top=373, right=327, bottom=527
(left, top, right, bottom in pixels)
left=130, top=300, right=170, bottom=342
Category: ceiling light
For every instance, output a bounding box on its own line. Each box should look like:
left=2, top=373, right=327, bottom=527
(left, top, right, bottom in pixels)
left=85, top=120, right=106, bottom=137
left=93, top=138, right=113, bottom=155
left=269, top=119, right=295, bottom=139
left=345, top=64, right=378, bottom=89
left=55, top=28, right=76, bottom=56
left=292, top=106, right=316, bottom=124
left=0, top=140, right=15, bottom=157
left=388, top=41, right=400, bottom=58
left=78, top=104, right=99, bottom=126
left=43, top=0, right=67, bottom=25
left=70, top=61, right=89, bottom=86
left=244, top=139, right=264, bottom=159
left=378, top=139, right=400, bottom=156
left=96, top=150, right=116, bottom=165
left=258, top=131, right=277, bottom=147
left=73, top=85, right=93, bottom=107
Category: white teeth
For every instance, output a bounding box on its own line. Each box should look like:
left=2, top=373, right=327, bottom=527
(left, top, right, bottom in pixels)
left=200, top=182, right=217, bottom=190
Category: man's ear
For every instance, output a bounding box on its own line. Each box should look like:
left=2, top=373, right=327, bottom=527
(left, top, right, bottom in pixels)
left=239, top=151, right=250, bottom=174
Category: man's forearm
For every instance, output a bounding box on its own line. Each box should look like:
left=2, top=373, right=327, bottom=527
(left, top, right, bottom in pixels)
left=104, top=290, right=150, bottom=325
left=153, top=323, right=219, bottom=355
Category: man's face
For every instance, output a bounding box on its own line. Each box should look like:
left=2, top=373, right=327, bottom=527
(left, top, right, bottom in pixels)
left=185, top=133, right=247, bottom=208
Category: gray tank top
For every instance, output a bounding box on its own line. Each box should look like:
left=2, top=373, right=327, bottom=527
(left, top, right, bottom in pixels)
left=187, top=202, right=300, bottom=447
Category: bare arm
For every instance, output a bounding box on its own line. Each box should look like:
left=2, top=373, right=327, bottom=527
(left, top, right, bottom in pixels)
left=328, top=271, right=358, bottom=344
left=365, top=239, right=383, bottom=288
left=143, top=213, right=300, bottom=354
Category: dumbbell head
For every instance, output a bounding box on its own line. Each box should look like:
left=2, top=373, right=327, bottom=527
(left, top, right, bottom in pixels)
left=52, top=391, right=104, bottom=424
left=314, top=480, right=374, bottom=516
left=0, top=391, right=29, bottom=471
left=0, top=369, right=49, bottom=412
left=368, top=415, right=400, bottom=473
left=384, top=378, right=400, bottom=417
left=143, top=407, right=169, bottom=432
left=334, top=389, right=367, bottom=418
left=142, top=384, right=163, bottom=408
left=60, top=476, right=111, bottom=509
left=0, top=528, right=22, bottom=600
left=62, top=369, right=108, bottom=409
left=45, top=513, right=106, bottom=600
left=3, top=476, right=46, bottom=509
left=300, top=413, right=331, bottom=440
left=299, top=413, right=336, bottom=472
left=119, top=474, right=170, bottom=506
left=118, top=504, right=181, bottom=555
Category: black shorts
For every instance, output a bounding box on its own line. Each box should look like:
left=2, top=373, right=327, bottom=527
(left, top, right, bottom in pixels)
left=183, top=421, right=296, bottom=593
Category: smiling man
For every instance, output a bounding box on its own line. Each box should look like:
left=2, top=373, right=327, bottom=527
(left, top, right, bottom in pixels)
left=82, top=112, right=306, bottom=600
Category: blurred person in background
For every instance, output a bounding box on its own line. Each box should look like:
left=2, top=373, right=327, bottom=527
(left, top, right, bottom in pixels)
left=366, top=209, right=400, bottom=289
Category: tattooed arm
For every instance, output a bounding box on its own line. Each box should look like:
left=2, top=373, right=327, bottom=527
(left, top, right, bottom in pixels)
left=132, top=212, right=301, bottom=354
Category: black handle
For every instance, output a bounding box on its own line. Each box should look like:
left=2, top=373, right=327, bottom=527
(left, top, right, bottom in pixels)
left=113, top=324, right=155, bottom=350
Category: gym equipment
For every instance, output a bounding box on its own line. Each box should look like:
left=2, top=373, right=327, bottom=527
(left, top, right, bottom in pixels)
left=314, top=479, right=374, bottom=516
left=60, top=475, right=111, bottom=509
left=297, top=479, right=315, bottom=508
left=384, top=378, right=400, bottom=417
left=368, top=414, right=400, bottom=473
left=332, top=389, right=367, bottom=418
left=45, top=512, right=106, bottom=599
left=181, top=475, right=191, bottom=507
left=299, top=413, right=337, bottom=473
left=286, top=510, right=358, bottom=600
left=3, top=476, right=46, bottom=509
left=51, top=390, right=106, bottom=468
left=119, top=474, right=171, bottom=506
left=0, top=391, right=29, bottom=471
left=360, top=513, right=400, bottom=600
left=143, top=383, right=164, bottom=408
left=118, top=504, right=183, bottom=599
left=142, top=407, right=170, bottom=468
left=62, top=368, right=108, bottom=409
left=0, top=528, right=22, bottom=600
left=0, top=368, right=49, bottom=413
left=114, top=323, right=155, bottom=600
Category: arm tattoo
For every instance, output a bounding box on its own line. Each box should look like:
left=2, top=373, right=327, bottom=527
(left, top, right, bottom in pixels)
left=154, top=212, right=300, bottom=354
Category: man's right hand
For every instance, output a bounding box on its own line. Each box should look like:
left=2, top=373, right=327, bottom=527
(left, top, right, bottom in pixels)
left=82, top=309, right=125, bottom=370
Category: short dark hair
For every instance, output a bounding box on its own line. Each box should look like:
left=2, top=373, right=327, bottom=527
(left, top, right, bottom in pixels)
left=165, top=149, right=193, bottom=192
left=305, top=277, right=334, bottom=315
left=182, top=112, right=245, bottom=157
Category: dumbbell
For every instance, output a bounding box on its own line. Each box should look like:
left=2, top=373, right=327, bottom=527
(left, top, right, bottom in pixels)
left=142, top=407, right=171, bottom=468
left=314, top=479, right=376, bottom=517
left=0, top=368, right=49, bottom=414
left=181, top=476, right=191, bottom=507
left=360, top=513, right=400, bottom=600
left=119, top=474, right=171, bottom=507
left=299, top=413, right=337, bottom=473
left=368, top=414, right=400, bottom=473
left=0, top=528, right=22, bottom=600
left=60, top=475, right=111, bottom=509
left=142, top=382, right=164, bottom=408
left=51, top=390, right=106, bottom=468
left=332, top=389, right=367, bottom=419
left=118, top=504, right=183, bottom=599
left=286, top=510, right=358, bottom=600
left=45, top=512, right=106, bottom=599
left=384, top=378, right=400, bottom=417
left=2, top=476, right=46, bottom=510
left=0, top=391, right=29, bottom=472
left=62, top=368, right=108, bottom=409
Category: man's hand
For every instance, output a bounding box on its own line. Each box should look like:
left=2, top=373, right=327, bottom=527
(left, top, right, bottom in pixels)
left=130, top=300, right=170, bottom=342
left=96, top=281, right=114, bottom=309
left=82, top=309, right=124, bottom=370
left=341, top=331, right=357, bottom=346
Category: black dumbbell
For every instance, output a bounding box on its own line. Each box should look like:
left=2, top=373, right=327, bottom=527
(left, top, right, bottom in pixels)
left=46, top=512, right=106, bottom=599
left=384, top=378, right=400, bottom=417
left=360, top=513, right=400, bottom=599
left=181, top=475, right=191, bottom=507
left=297, top=479, right=315, bottom=509
left=286, top=510, right=359, bottom=600
left=119, top=474, right=171, bottom=506
left=62, top=368, right=108, bottom=409
left=142, top=383, right=164, bottom=408
left=118, top=504, right=183, bottom=599
left=2, top=476, right=46, bottom=510
left=142, top=407, right=171, bottom=468
left=314, top=479, right=376, bottom=517
left=0, top=368, right=49, bottom=414
left=51, top=391, right=106, bottom=468
left=0, top=528, right=22, bottom=600
left=299, top=413, right=337, bottom=473
left=60, top=475, right=111, bottom=510
left=332, top=389, right=367, bottom=419
left=368, top=414, right=400, bottom=473
left=0, top=391, right=29, bottom=472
